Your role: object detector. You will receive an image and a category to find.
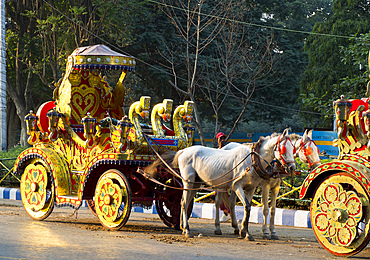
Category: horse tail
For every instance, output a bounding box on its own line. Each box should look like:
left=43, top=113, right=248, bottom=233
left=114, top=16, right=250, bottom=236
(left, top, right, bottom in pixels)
left=172, top=150, right=184, bottom=168
left=145, top=150, right=177, bottom=177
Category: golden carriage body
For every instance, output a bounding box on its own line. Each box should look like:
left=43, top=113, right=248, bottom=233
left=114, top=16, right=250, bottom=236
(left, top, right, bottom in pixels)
left=16, top=44, right=195, bottom=230
left=300, top=96, right=370, bottom=256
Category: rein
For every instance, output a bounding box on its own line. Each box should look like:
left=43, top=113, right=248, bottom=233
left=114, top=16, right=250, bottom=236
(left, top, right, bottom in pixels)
left=274, top=135, right=295, bottom=166
left=295, top=137, right=320, bottom=169
left=142, top=134, right=186, bottom=182
left=142, top=133, right=255, bottom=188
left=253, top=135, right=294, bottom=180
left=251, top=140, right=274, bottom=180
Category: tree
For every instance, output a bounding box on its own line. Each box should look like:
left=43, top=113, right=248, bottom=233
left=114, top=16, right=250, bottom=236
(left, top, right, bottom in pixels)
left=5, top=0, right=144, bottom=148
left=151, top=0, right=229, bottom=145
left=300, top=0, right=370, bottom=128
left=201, top=0, right=278, bottom=142
left=337, top=32, right=370, bottom=98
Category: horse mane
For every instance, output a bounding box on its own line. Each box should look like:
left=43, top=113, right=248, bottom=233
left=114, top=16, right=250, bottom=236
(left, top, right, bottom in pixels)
left=258, top=136, right=267, bottom=142
left=270, top=132, right=279, bottom=138
left=145, top=150, right=177, bottom=177
left=172, top=150, right=183, bottom=168
left=289, top=133, right=301, bottom=142
left=259, top=132, right=278, bottom=143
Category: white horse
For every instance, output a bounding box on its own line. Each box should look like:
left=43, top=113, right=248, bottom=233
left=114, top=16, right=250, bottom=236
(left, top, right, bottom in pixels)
left=160, top=129, right=296, bottom=240
left=220, top=129, right=321, bottom=240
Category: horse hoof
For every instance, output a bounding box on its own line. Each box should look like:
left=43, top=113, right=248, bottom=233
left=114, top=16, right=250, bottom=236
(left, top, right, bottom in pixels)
left=214, top=230, right=222, bottom=235
left=174, top=224, right=181, bottom=230
left=234, top=229, right=239, bottom=235
left=262, top=234, right=271, bottom=240
left=246, top=235, right=255, bottom=241
left=185, top=233, right=194, bottom=238
left=239, top=231, right=246, bottom=238
left=271, top=234, right=279, bottom=240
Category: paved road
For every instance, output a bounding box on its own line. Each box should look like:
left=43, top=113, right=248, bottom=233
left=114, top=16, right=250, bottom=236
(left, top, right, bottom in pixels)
left=0, top=199, right=369, bottom=260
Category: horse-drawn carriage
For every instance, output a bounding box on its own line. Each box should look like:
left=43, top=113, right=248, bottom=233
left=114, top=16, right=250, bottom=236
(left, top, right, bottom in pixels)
left=15, top=44, right=195, bottom=230
left=300, top=94, right=370, bottom=256
left=16, top=43, right=370, bottom=257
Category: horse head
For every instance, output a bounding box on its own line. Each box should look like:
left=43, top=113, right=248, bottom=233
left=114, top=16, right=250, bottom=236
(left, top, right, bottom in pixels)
left=296, top=129, right=321, bottom=171
left=273, top=128, right=296, bottom=175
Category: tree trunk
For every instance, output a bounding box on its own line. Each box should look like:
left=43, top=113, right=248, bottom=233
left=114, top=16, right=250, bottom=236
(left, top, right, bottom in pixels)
left=6, top=100, right=20, bottom=149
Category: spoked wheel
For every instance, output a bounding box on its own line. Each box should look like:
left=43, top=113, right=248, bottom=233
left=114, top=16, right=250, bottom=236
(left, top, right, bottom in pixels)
left=94, top=169, right=132, bottom=230
left=20, top=161, right=54, bottom=220
left=155, top=184, right=193, bottom=229
left=86, top=198, right=97, bottom=217
left=311, top=172, right=370, bottom=256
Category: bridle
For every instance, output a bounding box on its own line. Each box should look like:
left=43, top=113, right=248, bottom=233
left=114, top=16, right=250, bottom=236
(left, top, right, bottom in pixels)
left=274, top=135, right=295, bottom=168
left=295, top=137, right=321, bottom=170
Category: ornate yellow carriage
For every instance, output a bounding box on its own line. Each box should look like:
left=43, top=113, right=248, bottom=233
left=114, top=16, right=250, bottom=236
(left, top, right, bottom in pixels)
left=15, top=44, right=195, bottom=230
left=300, top=94, right=370, bottom=256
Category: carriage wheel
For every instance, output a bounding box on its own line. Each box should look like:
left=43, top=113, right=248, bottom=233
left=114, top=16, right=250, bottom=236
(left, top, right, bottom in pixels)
left=20, top=162, right=54, bottom=220
left=155, top=185, right=193, bottom=229
left=94, top=169, right=132, bottom=230
left=311, top=172, right=370, bottom=256
left=86, top=198, right=97, bottom=217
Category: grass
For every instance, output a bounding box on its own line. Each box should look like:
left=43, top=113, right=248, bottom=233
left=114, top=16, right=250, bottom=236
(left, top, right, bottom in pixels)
left=0, top=145, right=27, bottom=187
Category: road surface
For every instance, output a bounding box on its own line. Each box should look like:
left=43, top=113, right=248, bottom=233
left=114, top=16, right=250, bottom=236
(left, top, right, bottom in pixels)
left=0, top=199, right=368, bottom=260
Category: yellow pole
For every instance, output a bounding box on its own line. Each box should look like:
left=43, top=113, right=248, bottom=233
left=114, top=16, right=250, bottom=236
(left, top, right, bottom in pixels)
left=194, top=191, right=215, bottom=202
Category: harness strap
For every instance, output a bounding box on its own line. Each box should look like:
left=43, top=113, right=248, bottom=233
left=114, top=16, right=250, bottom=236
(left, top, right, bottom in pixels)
left=297, top=138, right=320, bottom=169
left=251, top=141, right=274, bottom=180
left=143, top=134, right=188, bottom=182
left=143, top=133, right=254, bottom=184
left=274, top=135, right=295, bottom=165
left=137, top=168, right=250, bottom=191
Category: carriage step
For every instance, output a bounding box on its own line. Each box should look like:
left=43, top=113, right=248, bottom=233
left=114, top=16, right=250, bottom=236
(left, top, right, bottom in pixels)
left=58, top=195, right=78, bottom=200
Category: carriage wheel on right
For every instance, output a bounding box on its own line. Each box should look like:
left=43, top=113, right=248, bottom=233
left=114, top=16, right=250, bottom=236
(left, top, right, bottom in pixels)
left=154, top=180, right=193, bottom=229
left=94, top=169, right=132, bottom=230
left=310, top=172, right=370, bottom=256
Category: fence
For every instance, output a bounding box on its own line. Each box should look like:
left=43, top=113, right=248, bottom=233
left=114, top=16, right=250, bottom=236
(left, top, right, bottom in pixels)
left=193, top=130, right=339, bottom=157
left=0, top=158, right=18, bottom=187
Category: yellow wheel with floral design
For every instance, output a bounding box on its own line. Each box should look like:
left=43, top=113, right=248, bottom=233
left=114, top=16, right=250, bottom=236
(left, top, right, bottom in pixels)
left=311, top=172, right=370, bottom=256
left=20, top=162, right=54, bottom=220
left=94, top=169, right=132, bottom=230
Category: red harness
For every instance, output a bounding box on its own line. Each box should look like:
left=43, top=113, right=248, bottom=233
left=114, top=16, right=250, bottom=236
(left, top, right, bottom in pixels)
left=296, top=138, right=320, bottom=169
left=274, top=135, right=295, bottom=167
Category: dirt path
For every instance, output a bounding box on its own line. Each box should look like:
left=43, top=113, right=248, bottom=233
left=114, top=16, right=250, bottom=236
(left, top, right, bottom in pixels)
left=0, top=199, right=369, bottom=260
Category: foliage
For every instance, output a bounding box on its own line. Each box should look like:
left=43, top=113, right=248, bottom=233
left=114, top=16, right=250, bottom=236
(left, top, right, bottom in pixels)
left=337, top=32, right=370, bottom=99
left=4, top=0, right=361, bottom=146
left=300, top=0, right=370, bottom=129
left=0, top=146, right=27, bottom=160
left=0, top=146, right=27, bottom=187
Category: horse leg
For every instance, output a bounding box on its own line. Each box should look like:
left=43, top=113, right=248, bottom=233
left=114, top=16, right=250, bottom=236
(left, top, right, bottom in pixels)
left=181, top=187, right=198, bottom=238
left=214, top=191, right=223, bottom=235
left=234, top=185, right=254, bottom=241
left=261, top=182, right=271, bottom=240
left=228, top=191, right=239, bottom=235
left=269, top=179, right=281, bottom=240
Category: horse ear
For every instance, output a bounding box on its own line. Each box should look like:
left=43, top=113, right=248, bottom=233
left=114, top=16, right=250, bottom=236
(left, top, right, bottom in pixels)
left=308, top=129, right=313, bottom=139
left=282, top=128, right=288, bottom=137
left=303, top=129, right=308, bottom=139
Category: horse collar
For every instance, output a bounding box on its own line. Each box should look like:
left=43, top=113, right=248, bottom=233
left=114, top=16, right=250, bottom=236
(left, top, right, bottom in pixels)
left=251, top=140, right=273, bottom=180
